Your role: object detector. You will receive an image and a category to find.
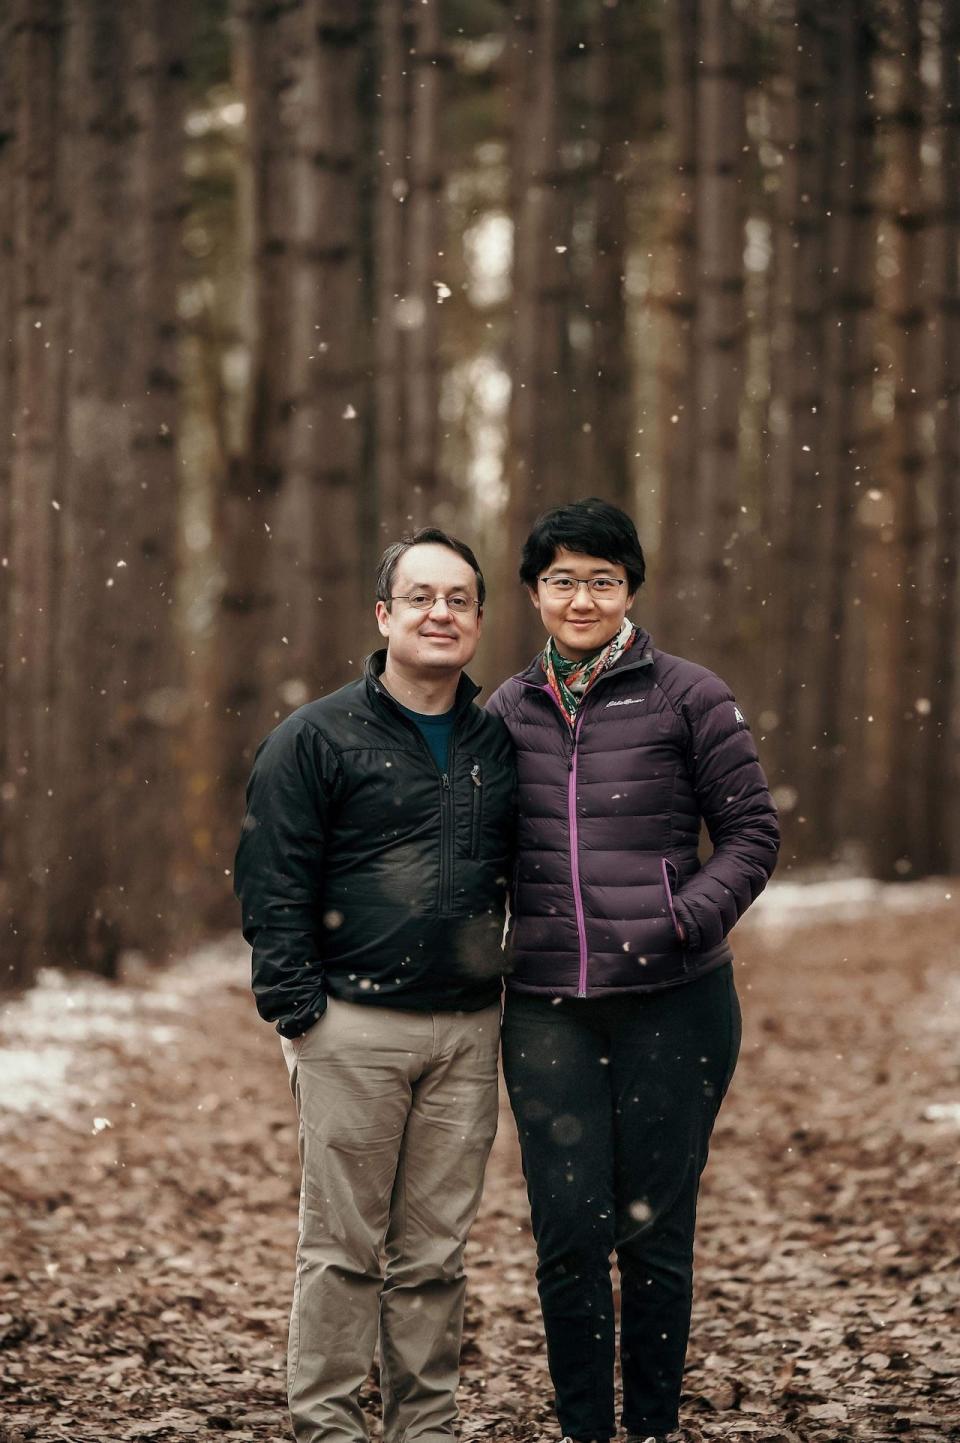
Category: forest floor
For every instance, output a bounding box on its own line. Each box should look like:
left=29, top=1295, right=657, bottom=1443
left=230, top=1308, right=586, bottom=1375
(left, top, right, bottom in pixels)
left=1, top=881, right=959, bottom=1443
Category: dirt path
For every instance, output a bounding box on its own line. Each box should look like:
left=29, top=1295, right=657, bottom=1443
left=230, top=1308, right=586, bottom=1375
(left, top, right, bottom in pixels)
left=1, top=887, right=958, bottom=1443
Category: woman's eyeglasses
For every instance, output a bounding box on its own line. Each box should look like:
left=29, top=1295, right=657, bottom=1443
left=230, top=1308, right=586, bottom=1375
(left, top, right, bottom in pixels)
left=538, top=576, right=625, bottom=597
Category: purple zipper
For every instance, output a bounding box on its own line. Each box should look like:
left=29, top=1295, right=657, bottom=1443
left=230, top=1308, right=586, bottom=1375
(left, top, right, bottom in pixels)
left=660, top=857, right=684, bottom=943
left=568, top=712, right=589, bottom=995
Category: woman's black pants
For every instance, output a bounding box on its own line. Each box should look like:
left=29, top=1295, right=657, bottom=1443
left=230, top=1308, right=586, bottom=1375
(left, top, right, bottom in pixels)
left=501, top=964, right=741, bottom=1443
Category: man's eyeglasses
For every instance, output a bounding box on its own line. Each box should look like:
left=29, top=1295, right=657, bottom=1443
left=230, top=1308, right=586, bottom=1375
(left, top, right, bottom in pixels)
left=538, top=576, right=626, bottom=597
left=390, top=592, right=479, bottom=613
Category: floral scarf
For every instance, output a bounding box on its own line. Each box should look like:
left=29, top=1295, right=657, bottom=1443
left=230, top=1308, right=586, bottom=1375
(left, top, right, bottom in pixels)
left=543, top=618, right=637, bottom=727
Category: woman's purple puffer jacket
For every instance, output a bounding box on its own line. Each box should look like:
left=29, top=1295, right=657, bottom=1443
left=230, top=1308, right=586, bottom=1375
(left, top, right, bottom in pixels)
left=486, top=627, right=780, bottom=996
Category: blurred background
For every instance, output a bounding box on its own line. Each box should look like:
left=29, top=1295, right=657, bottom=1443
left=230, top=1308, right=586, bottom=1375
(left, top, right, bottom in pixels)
left=2, top=0, right=958, bottom=988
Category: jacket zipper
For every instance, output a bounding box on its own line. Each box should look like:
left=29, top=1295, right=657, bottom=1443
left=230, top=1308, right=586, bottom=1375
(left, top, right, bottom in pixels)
left=440, top=769, right=453, bottom=911
left=568, top=711, right=589, bottom=996
left=469, top=761, right=482, bottom=858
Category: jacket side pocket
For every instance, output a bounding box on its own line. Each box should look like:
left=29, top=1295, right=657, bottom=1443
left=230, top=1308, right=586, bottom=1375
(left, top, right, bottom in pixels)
left=660, top=857, right=687, bottom=946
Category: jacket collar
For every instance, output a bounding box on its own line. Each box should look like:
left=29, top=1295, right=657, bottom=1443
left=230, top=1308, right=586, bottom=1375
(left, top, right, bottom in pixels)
left=363, top=649, right=482, bottom=716
left=517, top=625, right=656, bottom=687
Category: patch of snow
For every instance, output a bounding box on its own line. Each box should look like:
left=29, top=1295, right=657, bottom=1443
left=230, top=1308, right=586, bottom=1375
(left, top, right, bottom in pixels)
left=0, top=938, right=247, bottom=1123
left=0, top=1046, right=73, bottom=1114
left=743, top=875, right=955, bottom=930
left=921, top=1102, right=960, bottom=1126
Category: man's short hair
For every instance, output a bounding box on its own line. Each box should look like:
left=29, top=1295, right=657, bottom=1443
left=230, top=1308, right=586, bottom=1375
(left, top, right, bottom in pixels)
left=519, top=498, right=646, bottom=593
left=376, top=528, right=487, bottom=609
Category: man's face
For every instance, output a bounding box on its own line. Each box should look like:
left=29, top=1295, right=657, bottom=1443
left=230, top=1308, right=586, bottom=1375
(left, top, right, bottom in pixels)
left=376, top=542, right=483, bottom=675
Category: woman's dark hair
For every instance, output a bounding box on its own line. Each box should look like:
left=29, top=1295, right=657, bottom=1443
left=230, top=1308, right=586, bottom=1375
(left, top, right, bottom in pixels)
left=519, top=498, right=646, bottom=592
left=376, top=527, right=486, bottom=608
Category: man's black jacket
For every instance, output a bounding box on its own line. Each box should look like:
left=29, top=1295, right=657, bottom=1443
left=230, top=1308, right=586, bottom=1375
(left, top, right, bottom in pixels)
left=234, top=652, right=516, bottom=1037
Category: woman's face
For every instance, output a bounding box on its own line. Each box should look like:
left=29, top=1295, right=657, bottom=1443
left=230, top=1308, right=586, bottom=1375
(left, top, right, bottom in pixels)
left=530, top=547, right=635, bottom=661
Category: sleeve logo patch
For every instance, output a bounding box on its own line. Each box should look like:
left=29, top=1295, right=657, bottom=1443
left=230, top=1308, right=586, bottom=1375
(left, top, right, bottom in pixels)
left=733, top=705, right=746, bottom=727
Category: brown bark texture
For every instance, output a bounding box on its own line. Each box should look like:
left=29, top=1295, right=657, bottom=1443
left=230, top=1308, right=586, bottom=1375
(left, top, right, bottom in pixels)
left=806, top=1, right=878, bottom=858
left=116, top=0, right=189, bottom=955
left=50, top=0, right=142, bottom=976
left=923, top=0, right=960, bottom=871
left=691, top=0, right=747, bottom=693
left=212, top=0, right=300, bottom=889
left=873, top=0, right=932, bottom=878
left=374, top=0, right=407, bottom=539
left=657, top=0, right=699, bottom=635
left=1, top=0, right=63, bottom=985
left=0, top=0, right=14, bottom=791
left=774, top=3, right=830, bottom=810
left=373, top=0, right=447, bottom=536
left=284, top=0, right=367, bottom=693
left=579, top=0, right=636, bottom=514
left=504, top=0, right=587, bottom=670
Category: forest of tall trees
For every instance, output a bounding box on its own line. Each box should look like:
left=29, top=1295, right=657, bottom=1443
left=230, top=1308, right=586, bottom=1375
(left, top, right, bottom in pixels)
left=2, top=0, right=959, bottom=987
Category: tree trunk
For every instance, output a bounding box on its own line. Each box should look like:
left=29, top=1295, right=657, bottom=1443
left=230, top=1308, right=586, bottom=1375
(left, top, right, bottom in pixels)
left=50, top=0, right=139, bottom=973
left=213, top=0, right=298, bottom=886
left=374, top=0, right=406, bottom=539
left=290, top=0, right=367, bottom=688
left=0, top=2, right=13, bottom=765
left=810, top=0, right=878, bottom=858
left=768, top=1, right=831, bottom=858
left=404, top=0, right=445, bottom=521
left=693, top=0, right=746, bottom=688
left=116, top=0, right=189, bottom=955
left=657, top=0, right=698, bottom=639
left=921, top=0, right=960, bottom=869
left=2, top=0, right=64, bottom=983
left=874, top=0, right=932, bottom=877
left=505, top=0, right=574, bottom=669
left=372, top=0, right=445, bottom=536
left=581, top=0, right=632, bottom=513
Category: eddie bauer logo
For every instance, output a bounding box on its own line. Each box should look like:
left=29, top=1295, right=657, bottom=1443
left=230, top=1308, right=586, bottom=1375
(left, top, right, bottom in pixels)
left=605, top=697, right=644, bottom=707
left=734, top=706, right=746, bottom=726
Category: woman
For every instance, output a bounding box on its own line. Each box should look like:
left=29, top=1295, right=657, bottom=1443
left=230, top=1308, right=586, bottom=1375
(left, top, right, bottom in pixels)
left=487, top=499, right=779, bottom=1443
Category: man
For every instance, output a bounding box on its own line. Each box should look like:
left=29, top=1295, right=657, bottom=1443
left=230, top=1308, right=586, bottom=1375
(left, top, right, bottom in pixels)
left=234, top=529, right=515, bottom=1443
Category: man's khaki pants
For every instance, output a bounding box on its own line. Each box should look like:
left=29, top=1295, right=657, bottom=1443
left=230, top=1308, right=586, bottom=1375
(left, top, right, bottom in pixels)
left=281, top=997, right=501, bottom=1443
